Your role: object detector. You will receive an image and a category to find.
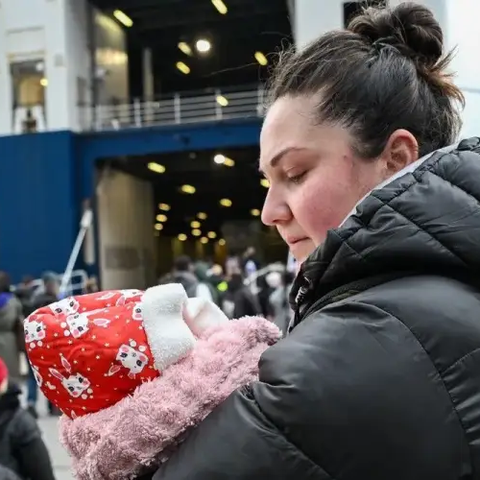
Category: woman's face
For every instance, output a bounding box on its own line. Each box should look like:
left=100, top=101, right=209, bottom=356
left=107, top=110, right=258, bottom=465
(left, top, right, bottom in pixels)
left=259, top=96, right=387, bottom=263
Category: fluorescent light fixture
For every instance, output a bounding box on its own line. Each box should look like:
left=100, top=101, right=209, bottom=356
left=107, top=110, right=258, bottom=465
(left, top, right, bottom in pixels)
left=154, top=223, right=163, bottom=231
left=207, top=231, right=217, bottom=239
left=176, top=61, right=191, bottom=74
left=40, top=78, right=48, bottom=87
left=113, top=9, right=133, bottom=27
left=181, top=184, right=196, bottom=194
left=178, top=42, right=192, bottom=56
left=192, top=229, right=201, bottom=237
left=260, top=178, right=270, bottom=188
left=254, top=51, right=268, bottom=66
left=214, top=154, right=226, bottom=164
left=250, top=208, right=261, bottom=217
left=147, top=162, right=166, bottom=173
left=158, top=203, right=170, bottom=211
left=220, top=198, right=232, bottom=207
left=200, top=237, right=209, bottom=244
left=216, top=95, right=228, bottom=107
left=197, top=212, right=207, bottom=220
left=178, top=233, right=187, bottom=241
left=211, top=0, right=227, bottom=14
left=196, top=39, right=211, bottom=53
left=218, top=238, right=226, bottom=246
left=156, top=214, right=167, bottom=222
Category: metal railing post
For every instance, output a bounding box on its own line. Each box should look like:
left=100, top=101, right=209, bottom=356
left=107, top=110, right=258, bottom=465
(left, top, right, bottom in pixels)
left=174, top=93, right=181, bottom=124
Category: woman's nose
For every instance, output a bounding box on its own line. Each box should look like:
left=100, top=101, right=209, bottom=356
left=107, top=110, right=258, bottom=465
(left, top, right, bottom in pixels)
left=261, top=187, right=291, bottom=226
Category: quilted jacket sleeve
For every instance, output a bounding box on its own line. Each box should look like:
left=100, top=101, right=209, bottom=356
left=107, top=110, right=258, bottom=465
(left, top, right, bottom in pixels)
left=152, top=299, right=469, bottom=480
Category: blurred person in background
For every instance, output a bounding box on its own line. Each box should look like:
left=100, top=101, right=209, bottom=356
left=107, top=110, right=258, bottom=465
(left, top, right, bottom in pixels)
left=241, top=246, right=260, bottom=278
left=193, top=262, right=219, bottom=304
left=0, top=357, right=56, bottom=480
left=171, top=256, right=198, bottom=298
left=228, top=273, right=262, bottom=319
left=25, top=273, right=60, bottom=418
left=268, top=270, right=294, bottom=333
left=150, top=3, right=480, bottom=479
left=0, top=273, right=23, bottom=384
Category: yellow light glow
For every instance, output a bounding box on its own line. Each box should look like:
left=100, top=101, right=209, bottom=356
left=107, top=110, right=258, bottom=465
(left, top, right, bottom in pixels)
left=40, top=78, right=48, bottom=87
left=218, top=238, right=226, bottom=246
left=154, top=223, right=163, bottom=231
left=113, top=9, right=133, bottom=27
left=200, top=237, right=209, bottom=244
left=254, top=51, right=268, bottom=66
left=223, top=157, right=235, bottom=167
left=178, top=42, right=192, bottom=56
left=250, top=209, right=261, bottom=217
left=191, top=220, right=201, bottom=229
left=216, top=95, right=228, bottom=107
left=159, top=203, right=170, bottom=211
left=207, top=231, right=217, bottom=239
left=178, top=234, right=187, bottom=241
left=147, top=162, right=166, bottom=174
left=180, top=184, right=196, bottom=194
left=156, top=214, right=167, bottom=222
left=192, top=229, right=201, bottom=237
left=260, top=178, right=270, bottom=188
left=211, top=0, right=227, bottom=14
left=197, top=212, right=207, bottom=220
left=176, top=61, right=191, bottom=75
left=196, top=39, right=211, bottom=53
left=220, top=198, right=232, bottom=207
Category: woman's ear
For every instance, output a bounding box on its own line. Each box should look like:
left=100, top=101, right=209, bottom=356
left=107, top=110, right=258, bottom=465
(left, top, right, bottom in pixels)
left=382, top=129, right=419, bottom=176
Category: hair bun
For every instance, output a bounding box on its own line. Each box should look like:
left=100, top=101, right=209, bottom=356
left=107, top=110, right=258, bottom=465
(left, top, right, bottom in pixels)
left=348, top=2, right=443, bottom=67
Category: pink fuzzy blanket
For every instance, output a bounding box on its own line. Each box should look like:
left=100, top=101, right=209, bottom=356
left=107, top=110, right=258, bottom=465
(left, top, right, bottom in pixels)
left=59, top=317, right=280, bottom=480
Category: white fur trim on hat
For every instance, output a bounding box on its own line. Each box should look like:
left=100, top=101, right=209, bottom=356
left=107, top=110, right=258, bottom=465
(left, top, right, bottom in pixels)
left=141, top=284, right=195, bottom=372
left=184, top=297, right=228, bottom=337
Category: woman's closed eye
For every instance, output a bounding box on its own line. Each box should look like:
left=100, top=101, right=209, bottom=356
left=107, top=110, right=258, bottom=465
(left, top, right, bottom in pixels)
left=287, top=171, right=307, bottom=185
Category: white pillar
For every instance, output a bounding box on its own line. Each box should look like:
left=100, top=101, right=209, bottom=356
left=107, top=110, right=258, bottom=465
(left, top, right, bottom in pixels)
left=293, top=0, right=345, bottom=50
left=143, top=48, right=154, bottom=101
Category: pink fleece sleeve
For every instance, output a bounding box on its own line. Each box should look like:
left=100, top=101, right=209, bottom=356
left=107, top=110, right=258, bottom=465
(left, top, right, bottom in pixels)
left=59, top=317, right=281, bottom=480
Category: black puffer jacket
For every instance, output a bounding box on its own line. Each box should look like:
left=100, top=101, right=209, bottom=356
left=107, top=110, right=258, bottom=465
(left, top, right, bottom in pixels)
left=152, top=139, right=480, bottom=480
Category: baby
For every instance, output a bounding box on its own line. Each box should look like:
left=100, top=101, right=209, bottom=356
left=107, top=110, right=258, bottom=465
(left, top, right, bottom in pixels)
left=25, top=283, right=280, bottom=480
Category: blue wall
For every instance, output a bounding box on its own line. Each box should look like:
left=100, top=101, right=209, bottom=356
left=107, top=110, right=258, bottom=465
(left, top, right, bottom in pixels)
left=0, top=118, right=261, bottom=283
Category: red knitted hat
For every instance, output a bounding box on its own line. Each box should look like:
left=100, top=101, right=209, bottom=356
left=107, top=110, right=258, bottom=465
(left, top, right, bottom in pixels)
left=25, top=284, right=228, bottom=419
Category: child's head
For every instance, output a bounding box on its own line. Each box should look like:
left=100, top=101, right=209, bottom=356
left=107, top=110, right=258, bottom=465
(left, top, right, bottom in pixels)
left=25, top=284, right=228, bottom=418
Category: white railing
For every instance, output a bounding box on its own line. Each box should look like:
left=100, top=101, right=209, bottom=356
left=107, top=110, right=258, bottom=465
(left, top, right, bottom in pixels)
left=89, top=86, right=265, bottom=132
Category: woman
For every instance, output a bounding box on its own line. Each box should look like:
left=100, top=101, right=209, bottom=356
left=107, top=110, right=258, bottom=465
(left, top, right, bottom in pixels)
left=151, top=3, right=480, bottom=479
left=0, top=273, right=23, bottom=382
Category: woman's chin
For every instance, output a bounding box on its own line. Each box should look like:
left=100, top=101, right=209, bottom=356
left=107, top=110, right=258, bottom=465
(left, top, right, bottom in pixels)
left=290, top=239, right=316, bottom=264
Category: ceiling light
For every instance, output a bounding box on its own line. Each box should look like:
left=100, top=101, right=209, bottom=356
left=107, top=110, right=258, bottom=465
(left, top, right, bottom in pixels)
left=260, top=178, right=270, bottom=188
left=200, top=237, right=209, bottom=244
left=207, top=231, right=217, bottom=239
left=254, top=51, right=268, bottom=66
left=214, top=154, right=225, bottom=164
left=113, top=9, right=133, bottom=27
left=178, top=233, right=187, bottom=242
left=191, top=220, right=201, bottom=228
left=211, top=0, right=227, bottom=15
left=250, top=209, right=261, bottom=217
left=218, top=238, right=226, bottom=246
left=176, top=61, right=191, bottom=75
left=147, top=162, right=166, bottom=173
left=216, top=95, right=228, bottom=107
left=197, top=212, right=207, bottom=220
left=180, top=184, right=196, bottom=194
left=178, top=42, right=192, bottom=56
left=159, top=203, right=170, bottom=211
left=154, top=223, right=163, bottom=231
left=220, top=198, right=232, bottom=207
left=40, top=78, right=48, bottom=87
left=156, top=214, right=167, bottom=222
left=223, top=157, right=235, bottom=167
left=196, top=39, right=211, bottom=53
left=192, top=229, right=201, bottom=237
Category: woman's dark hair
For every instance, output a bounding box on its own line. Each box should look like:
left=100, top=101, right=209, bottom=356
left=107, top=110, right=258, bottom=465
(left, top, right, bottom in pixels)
left=267, top=2, right=464, bottom=158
